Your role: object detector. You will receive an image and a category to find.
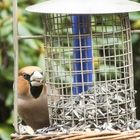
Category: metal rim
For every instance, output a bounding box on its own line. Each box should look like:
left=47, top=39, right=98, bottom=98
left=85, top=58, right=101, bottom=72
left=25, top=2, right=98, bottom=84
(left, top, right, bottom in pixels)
left=26, top=0, right=140, bottom=14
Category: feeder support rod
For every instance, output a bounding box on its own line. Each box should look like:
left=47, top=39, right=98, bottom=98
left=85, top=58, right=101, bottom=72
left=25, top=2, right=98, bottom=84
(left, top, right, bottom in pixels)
left=13, top=0, right=19, bottom=132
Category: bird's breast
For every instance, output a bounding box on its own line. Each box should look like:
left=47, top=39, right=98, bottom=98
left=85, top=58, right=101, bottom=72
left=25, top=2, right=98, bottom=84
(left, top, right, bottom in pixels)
left=18, top=93, right=49, bottom=130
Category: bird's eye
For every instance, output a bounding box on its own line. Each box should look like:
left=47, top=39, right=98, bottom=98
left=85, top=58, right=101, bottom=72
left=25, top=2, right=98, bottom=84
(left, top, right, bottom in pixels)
left=23, top=73, right=30, bottom=80
left=40, top=72, right=43, bottom=75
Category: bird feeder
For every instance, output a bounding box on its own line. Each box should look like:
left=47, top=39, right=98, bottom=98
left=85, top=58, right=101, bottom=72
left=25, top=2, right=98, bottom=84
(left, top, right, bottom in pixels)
left=26, top=0, right=140, bottom=131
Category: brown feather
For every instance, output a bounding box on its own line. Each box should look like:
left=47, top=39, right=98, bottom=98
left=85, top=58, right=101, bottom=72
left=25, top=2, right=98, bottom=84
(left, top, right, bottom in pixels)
left=18, top=76, right=30, bottom=97
left=19, top=66, right=42, bottom=76
left=17, top=66, right=50, bottom=130
left=18, top=85, right=49, bottom=130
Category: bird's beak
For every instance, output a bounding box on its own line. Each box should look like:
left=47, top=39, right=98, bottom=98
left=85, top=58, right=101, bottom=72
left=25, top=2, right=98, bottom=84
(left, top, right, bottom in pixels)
left=30, top=71, right=44, bottom=86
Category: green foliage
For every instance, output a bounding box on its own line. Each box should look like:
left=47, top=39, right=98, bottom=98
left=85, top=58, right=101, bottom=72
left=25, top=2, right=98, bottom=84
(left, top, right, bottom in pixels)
left=131, top=0, right=140, bottom=120
left=0, top=124, right=13, bottom=140
left=0, top=0, right=44, bottom=139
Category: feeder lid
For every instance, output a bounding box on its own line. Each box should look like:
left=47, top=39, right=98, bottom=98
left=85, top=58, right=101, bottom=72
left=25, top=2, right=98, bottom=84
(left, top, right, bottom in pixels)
left=26, top=0, right=140, bottom=14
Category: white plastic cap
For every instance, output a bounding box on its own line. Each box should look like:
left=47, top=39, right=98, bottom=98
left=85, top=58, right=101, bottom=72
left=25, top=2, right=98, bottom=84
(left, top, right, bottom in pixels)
left=26, top=0, right=140, bottom=14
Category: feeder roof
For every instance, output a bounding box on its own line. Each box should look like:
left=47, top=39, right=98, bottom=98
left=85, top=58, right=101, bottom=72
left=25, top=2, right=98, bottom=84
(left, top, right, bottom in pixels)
left=26, top=0, right=140, bottom=14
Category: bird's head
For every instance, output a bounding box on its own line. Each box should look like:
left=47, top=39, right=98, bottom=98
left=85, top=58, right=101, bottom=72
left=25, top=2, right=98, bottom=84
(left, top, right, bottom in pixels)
left=19, top=66, right=44, bottom=86
left=18, top=66, right=45, bottom=98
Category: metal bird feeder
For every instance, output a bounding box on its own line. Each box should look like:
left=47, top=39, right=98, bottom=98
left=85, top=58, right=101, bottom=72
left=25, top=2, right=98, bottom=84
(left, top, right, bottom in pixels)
left=25, top=0, right=140, bottom=132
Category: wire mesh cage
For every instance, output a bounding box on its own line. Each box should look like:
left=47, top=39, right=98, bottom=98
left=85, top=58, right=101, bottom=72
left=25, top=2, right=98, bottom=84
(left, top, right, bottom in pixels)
left=42, top=13, right=136, bottom=130
left=10, top=0, right=140, bottom=138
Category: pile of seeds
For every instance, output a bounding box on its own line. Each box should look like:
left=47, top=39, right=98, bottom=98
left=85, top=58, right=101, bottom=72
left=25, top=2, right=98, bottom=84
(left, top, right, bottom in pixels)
left=35, top=119, right=140, bottom=134
left=36, top=82, right=138, bottom=134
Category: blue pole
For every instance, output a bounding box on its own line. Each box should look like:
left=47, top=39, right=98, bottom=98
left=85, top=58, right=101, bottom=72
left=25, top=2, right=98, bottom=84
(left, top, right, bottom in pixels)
left=72, top=15, right=93, bottom=94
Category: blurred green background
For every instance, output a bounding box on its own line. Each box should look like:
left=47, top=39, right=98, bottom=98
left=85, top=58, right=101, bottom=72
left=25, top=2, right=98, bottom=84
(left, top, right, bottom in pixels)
left=1, top=0, right=140, bottom=139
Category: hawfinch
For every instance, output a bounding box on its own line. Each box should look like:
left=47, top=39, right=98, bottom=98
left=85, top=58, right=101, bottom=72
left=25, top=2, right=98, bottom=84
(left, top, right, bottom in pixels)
left=17, top=66, right=49, bottom=130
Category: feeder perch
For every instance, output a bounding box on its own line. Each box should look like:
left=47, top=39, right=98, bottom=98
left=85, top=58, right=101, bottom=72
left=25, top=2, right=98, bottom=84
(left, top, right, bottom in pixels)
left=25, top=0, right=140, bottom=132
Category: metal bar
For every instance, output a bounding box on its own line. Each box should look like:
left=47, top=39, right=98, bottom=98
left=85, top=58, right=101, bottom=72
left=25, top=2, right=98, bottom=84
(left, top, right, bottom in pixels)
left=131, top=30, right=140, bottom=33
left=13, top=0, right=19, bottom=133
left=17, top=29, right=139, bottom=40
left=18, top=35, right=44, bottom=39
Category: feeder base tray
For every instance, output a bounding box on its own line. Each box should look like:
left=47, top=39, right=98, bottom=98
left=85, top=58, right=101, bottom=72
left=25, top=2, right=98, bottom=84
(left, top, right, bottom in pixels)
left=11, top=129, right=140, bottom=140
